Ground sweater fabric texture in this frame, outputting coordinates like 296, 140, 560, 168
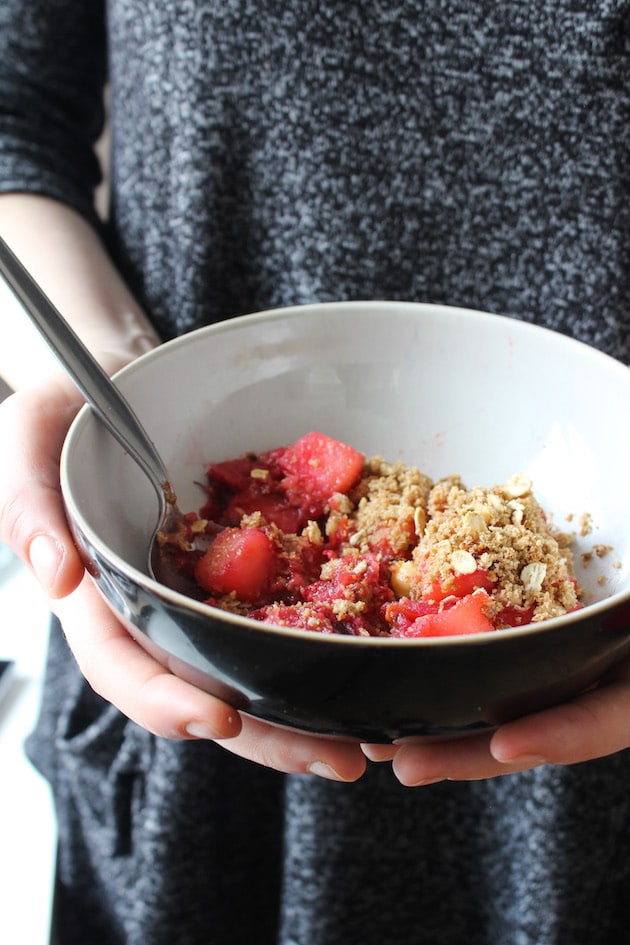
1, 2, 629, 943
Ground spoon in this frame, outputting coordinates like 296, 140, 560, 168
0, 234, 190, 590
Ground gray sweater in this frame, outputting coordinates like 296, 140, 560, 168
2, 2, 630, 943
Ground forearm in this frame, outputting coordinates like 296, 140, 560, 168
0, 194, 161, 391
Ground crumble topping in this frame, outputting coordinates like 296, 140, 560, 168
385, 472, 582, 623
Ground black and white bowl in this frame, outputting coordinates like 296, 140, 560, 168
60, 302, 630, 742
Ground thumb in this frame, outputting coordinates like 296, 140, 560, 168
0, 378, 86, 598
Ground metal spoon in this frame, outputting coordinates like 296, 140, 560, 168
0, 234, 186, 589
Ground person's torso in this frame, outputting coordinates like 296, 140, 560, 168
106, 0, 630, 359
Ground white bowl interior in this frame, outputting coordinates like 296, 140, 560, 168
61, 302, 630, 612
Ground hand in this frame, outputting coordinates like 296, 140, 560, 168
363, 660, 630, 785
0, 377, 366, 782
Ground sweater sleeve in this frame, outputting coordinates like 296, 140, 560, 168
0, 0, 107, 226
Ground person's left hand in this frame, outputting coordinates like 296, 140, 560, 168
363, 659, 630, 785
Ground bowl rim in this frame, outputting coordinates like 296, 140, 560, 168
60, 299, 630, 647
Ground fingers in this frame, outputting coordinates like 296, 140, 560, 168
490, 671, 630, 768
361, 743, 398, 762
55, 575, 367, 781
223, 715, 367, 782
0, 380, 86, 597
389, 732, 538, 786
55, 574, 243, 739
387, 661, 630, 786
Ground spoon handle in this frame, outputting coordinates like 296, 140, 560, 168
0, 234, 168, 489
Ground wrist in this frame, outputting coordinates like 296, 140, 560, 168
0, 195, 161, 390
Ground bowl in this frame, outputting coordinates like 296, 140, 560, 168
60, 301, 630, 742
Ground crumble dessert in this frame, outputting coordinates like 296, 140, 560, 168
158, 432, 583, 637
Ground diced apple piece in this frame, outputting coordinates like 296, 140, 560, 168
195, 527, 277, 600
278, 432, 365, 507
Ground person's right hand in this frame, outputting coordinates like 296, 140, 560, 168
0, 373, 367, 782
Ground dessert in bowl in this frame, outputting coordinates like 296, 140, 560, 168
60, 301, 630, 741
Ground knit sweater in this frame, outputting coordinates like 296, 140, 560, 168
2, 2, 630, 944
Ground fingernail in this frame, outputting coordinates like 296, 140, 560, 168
186, 719, 236, 741
307, 761, 351, 782
407, 776, 446, 788
496, 753, 547, 768
28, 535, 61, 589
